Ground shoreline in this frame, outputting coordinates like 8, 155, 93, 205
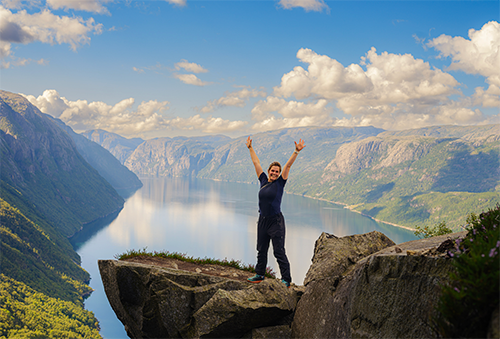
140, 175, 417, 232
288, 191, 416, 232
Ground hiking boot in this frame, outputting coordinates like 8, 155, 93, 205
281, 279, 290, 288
247, 274, 264, 283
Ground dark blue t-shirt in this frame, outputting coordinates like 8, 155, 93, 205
258, 172, 286, 217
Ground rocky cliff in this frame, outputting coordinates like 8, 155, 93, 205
124, 136, 230, 177
0, 90, 124, 237
98, 230, 489, 339
81, 129, 144, 164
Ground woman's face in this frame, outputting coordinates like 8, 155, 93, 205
268, 165, 280, 181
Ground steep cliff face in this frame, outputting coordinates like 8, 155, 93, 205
99, 260, 300, 338
125, 136, 229, 177
198, 126, 384, 182
292, 231, 466, 339
0, 90, 124, 237
81, 129, 144, 164
323, 136, 439, 174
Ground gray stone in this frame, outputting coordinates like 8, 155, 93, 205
292, 231, 468, 339
98, 260, 299, 338
488, 306, 499, 339
292, 231, 395, 339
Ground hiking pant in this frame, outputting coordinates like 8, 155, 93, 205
255, 212, 291, 283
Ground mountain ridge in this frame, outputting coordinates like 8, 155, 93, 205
86, 124, 500, 230
0, 89, 132, 337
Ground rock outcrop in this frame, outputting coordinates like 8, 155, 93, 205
99, 231, 479, 339
292, 231, 467, 339
98, 260, 300, 338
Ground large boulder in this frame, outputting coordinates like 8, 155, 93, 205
292, 231, 467, 339
98, 260, 299, 338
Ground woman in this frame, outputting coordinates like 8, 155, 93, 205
246, 136, 306, 287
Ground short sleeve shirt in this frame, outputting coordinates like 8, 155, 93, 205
258, 172, 287, 217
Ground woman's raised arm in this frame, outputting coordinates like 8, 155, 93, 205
246, 136, 264, 178
282, 139, 305, 180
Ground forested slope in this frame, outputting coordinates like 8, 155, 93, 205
0, 90, 127, 337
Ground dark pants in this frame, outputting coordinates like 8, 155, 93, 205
255, 212, 291, 283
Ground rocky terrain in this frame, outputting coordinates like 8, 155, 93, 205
97, 229, 497, 339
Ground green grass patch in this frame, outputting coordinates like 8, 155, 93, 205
115, 248, 277, 279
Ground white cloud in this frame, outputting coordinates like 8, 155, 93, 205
23, 90, 249, 136
174, 73, 212, 86
250, 97, 332, 131
169, 115, 248, 133
0, 5, 103, 66
199, 87, 267, 113
0, 0, 38, 10
47, 0, 111, 14
175, 59, 208, 73
267, 47, 481, 130
278, 0, 329, 12
23, 90, 170, 136
428, 21, 500, 83
165, 0, 187, 7
427, 21, 500, 108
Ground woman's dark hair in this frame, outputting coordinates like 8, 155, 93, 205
268, 161, 282, 173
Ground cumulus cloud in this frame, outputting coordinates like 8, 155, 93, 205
24, 90, 170, 136
23, 90, 249, 136
175, 59, 208, 73
265, 46, 491, 131
427, 21, 500, 108
250, 97, 332, 131
278, 0, 329, 12
169, 115, 248, 134
428, 21, 500, 83
47, 0, 111, 14
174, 73, 212, 86
0, 5, 103, 67
199, 87, 267, 113
165, 0, 187, 7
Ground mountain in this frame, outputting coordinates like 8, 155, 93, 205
50, 119, 142, 197
197, 126, 384, 183
95, 124, 499, 230
124, 135, 232, 177
81, 129, 144, 164
0, 90, 126, 337
0, 91, 124, 237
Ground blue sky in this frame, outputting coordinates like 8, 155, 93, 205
1, 0, 499, 139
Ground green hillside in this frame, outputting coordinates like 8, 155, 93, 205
0, 90, 128, 337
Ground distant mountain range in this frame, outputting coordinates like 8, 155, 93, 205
85, 124, 500, 230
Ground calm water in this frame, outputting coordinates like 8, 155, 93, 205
74, 177, 417, 339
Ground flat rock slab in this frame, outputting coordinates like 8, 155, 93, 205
99, 260, 299, 338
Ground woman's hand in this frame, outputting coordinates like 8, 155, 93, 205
295, 139, 306, 152
246, 136, 252, 149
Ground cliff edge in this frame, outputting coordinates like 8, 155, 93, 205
98, 230, 497, 338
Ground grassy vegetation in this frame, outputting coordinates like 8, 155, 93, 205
0, 198, 100, 338
0, 275, 100, 339
414, 221, 453, 239
433, 204, 500, 338
116, 247, 277, 279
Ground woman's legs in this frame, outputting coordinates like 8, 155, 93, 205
270, 213, 291, 283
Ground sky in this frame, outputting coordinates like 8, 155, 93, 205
1, 0, 499, 139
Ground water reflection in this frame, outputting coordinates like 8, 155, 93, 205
77, 176, 417, 339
